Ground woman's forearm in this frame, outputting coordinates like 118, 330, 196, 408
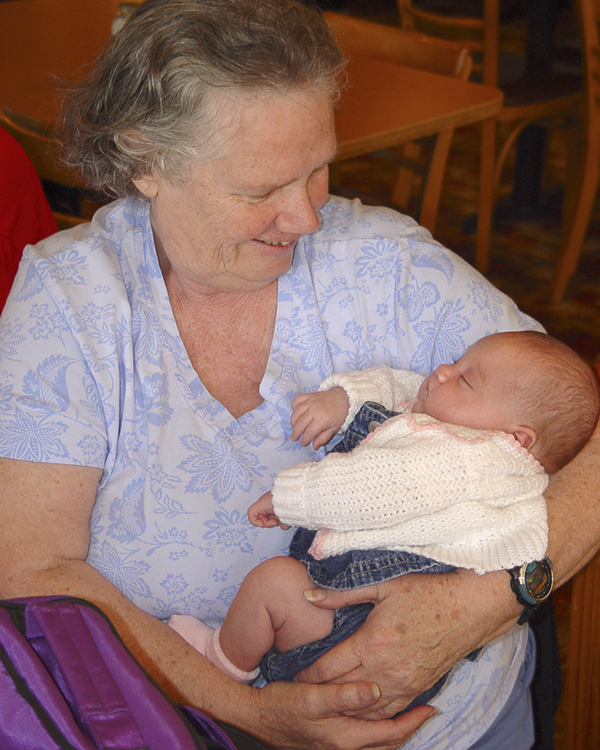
544, 427, 600, 586
0, 558, 249, 717
2, 558, 435, 749
0, 459, 242, 719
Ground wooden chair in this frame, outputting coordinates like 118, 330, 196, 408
397, 0, 583, 277
550, 0, 600, 304
397, 0, 489, 73
564, 550, 600, 749
0, 108, 103, 231
0, 1, 119, 230
324, 12, 472, 235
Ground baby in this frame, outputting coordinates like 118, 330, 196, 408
170, 331, 600, 695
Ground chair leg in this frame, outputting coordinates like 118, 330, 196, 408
418, 129, 454, 235
561, 116, 585, 237
391, 142, 422, 210
475, 119, 496, 274
565, 557, 600, 750
550, 136, 600, 304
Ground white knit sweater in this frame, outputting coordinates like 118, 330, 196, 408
272, 367, 549, 574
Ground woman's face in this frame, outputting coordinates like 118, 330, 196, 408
134, 89, 337, 294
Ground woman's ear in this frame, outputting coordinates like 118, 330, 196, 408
117, 129, 160, 198
132, 172, 159, 198
512, 425, 536, 452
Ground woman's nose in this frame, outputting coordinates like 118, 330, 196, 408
275, 191, 320, 235
277, 171, 329, 235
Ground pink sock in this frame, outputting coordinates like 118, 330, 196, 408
167, 614, 214, 653
205, 626, 260, 684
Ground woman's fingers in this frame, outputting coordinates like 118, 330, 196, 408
251, 680, 434, 750
297, 570, 518, 720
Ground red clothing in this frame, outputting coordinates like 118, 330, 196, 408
0, 127, 58, 310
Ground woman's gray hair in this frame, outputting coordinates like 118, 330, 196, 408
61, 0, 346, 198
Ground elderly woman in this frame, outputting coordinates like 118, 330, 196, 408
0, 1, 599, 748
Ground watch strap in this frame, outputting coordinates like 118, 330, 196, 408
508, 557, 554, 625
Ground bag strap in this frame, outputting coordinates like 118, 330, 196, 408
25, 600, 150, 750
3, 598, 243, 750
0, 608, 95, 750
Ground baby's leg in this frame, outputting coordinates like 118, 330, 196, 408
167, 615, 259, 683
219, 556, 335, 673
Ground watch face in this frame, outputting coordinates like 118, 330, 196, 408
523, 560, 554, 602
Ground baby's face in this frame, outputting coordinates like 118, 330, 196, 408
412, 336, 522, 432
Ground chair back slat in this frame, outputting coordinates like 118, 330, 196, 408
324, 12, 473, 234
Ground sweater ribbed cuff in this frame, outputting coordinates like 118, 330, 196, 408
319, 372, 390, 431
271, 463, 314, 527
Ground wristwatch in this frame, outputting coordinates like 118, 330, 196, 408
508, 557, 554, 625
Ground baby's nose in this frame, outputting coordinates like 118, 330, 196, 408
435, 363, 454, 382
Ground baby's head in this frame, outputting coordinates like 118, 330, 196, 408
412, 331, 600, 473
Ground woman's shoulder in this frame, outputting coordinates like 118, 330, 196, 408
316, 195, 428, 245
24, 198, 145, 262
310, 195, 470, 276
13, 198, 155, 315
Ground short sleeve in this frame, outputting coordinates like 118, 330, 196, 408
0, 256, 108, 467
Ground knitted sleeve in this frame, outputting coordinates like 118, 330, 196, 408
318, 366, 424, 430
271, 415, 549, 573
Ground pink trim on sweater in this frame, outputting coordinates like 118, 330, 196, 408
308, 532, 329, 560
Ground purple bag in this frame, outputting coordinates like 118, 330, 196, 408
0, 597, 266, 750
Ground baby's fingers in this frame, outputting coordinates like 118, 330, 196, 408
291, 393, 310, 410
312, 427, 338, 450
299, 421, 323, 447
291, 412, 316, 443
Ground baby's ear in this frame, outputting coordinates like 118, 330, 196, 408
512, 425, 536, 452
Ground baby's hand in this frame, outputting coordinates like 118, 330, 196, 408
290, 387, 350, 449
248, 491, 290, 529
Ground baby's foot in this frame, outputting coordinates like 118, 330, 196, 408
168, 614, 214, 653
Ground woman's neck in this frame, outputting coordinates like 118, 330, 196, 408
166, 278, 279, 419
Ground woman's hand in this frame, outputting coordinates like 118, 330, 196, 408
245, 679, 434, 750
295, 568, 522, 718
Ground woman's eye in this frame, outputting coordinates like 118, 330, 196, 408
244, 187, 276, 202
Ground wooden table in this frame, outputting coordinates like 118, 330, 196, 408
335, 54, 503, 162
0, 1, 502, 168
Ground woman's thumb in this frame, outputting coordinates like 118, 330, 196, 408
304, 585, 379, 609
